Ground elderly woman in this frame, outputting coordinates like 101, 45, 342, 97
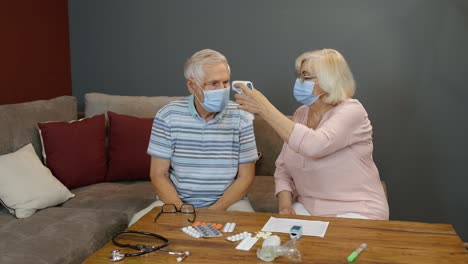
235, 49, 389, 219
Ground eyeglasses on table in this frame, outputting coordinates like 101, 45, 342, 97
153, 203, 196, 223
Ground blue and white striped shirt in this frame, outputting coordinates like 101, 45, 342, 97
147, 95, 258, 207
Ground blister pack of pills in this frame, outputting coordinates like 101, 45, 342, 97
191, 221, 223, 230
226, 231, 252, 242
193, 224, 223, 238
222, 222, 236, 233
181, 226, 202, 238
235, 236, 259, 251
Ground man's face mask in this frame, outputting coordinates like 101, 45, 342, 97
194, 82, 230, 113
293, 78, 322, 106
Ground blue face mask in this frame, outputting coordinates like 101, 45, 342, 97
195, 86, 230, 113
293, 78, 322, 106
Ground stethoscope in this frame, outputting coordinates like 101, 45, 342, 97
109, 230, 190, 262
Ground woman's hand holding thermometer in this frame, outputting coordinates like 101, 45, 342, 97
232, 81, 255, 120
232, 81, 254, 94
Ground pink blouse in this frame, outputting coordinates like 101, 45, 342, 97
274, 99, 389, 220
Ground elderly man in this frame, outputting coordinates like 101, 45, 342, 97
129, 49, 258, 225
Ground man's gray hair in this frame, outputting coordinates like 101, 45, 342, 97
184, 49, 230, 84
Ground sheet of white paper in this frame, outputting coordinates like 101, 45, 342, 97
261, 217, 329, 238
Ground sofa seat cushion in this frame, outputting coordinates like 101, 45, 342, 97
61, 181, 156, 220
0, 207, 15, 226
0, 207, 127, 264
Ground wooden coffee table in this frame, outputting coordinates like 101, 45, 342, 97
84, 207, 468, 263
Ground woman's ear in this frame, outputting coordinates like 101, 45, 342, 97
314, 83, 326, 96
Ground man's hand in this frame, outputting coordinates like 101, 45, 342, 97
208, 162, 255, 210
207, 204, 222, 210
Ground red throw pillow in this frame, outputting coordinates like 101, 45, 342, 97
37, 114, 107, 189
106, 111, 153, 181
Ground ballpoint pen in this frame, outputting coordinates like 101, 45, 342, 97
347, 243, 367, 263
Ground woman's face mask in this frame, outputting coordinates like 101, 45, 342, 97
194, 83, 230, 113
293, 78, 322, 106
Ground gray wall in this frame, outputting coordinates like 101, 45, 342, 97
69, 0, 468, 240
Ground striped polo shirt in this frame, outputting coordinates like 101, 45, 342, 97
147, 95, 258, 207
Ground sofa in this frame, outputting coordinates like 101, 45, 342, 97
0, 93, 283, 264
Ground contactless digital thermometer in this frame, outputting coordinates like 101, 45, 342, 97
231, 80, 254, 94
231, 80, 255, 120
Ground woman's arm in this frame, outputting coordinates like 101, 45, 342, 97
235, 83, 370, 158
274, 144, 296, 214
287, 101, 370, 158
234, 84, 296, 143
277, 191, 296, 215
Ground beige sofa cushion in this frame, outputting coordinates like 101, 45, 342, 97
0, 144, 75, 218
84, 93, 185, 118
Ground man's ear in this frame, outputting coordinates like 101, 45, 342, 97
187, 79, 196, 95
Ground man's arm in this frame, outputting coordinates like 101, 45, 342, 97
208, 162, 255, 210
149, 156, 183, 208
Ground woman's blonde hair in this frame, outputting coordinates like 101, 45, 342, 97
295, 49, 355, 104
184, 49, 230, 84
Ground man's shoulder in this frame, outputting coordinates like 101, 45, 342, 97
224, 100, 239, 110
224, 101, 252, 120
157, 97, 190, 117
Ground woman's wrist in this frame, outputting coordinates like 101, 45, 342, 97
278, 191, 293, 208
261, 105, 295, 143
259, 100, 279, 120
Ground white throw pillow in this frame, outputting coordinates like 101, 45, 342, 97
0, 143, 75, 218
